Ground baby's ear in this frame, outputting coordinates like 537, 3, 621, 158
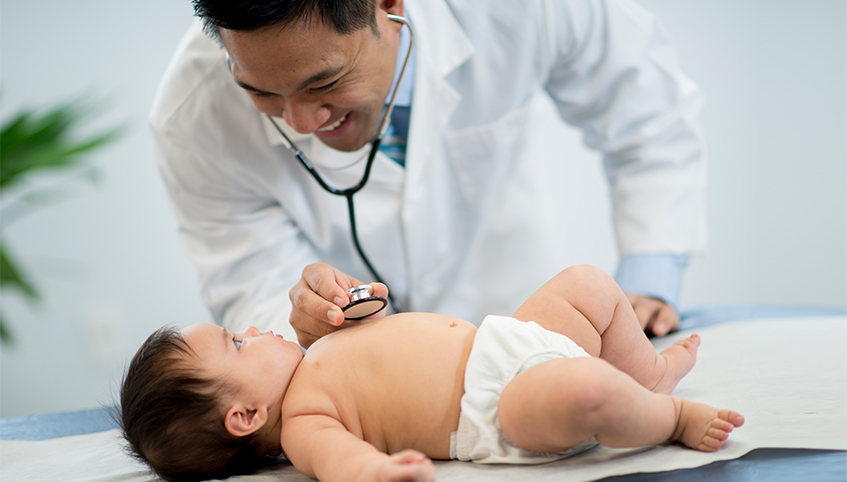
224, 403, 269, 437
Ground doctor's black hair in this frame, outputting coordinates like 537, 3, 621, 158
118, 326, 273, 482
192, 0, 378, 40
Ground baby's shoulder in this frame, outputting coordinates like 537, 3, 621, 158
281, 363, 340, 420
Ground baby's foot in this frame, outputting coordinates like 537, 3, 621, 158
651, 334, 700, 395
671, 399, 745, 452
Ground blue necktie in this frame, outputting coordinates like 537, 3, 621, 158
379, 106, 410, 167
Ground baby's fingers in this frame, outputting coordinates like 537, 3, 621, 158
380, 450, 435, 482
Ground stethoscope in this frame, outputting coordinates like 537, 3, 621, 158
227, 14, 414, 319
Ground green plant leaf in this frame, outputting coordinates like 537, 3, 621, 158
0, 166, 102, 228
0, 100, 124, 190
0, 243, 39, 301
0, 97, 124, 347
0, 313, 13, 345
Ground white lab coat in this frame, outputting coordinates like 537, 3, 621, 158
150, 0, 706, 339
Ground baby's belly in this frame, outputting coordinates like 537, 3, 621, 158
358, 387, 463, 458
331, 314, 476, 458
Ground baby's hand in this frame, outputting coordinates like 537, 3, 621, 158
377, 449, 435, 482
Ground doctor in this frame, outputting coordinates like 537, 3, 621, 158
151, 0, 706, 348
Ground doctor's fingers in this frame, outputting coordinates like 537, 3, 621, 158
298, 263, 391, 310
649, 303, 680, 336
300, 263, 354, 307
369, 282, 389, 300
627, 294, 679, 336
291, 307, 369, 348
291, 315, 340, 348
290, 277, 345, 328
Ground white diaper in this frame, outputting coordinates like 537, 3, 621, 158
449, 315, 599, 464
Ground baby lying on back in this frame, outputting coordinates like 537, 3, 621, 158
120, 265, 743, 482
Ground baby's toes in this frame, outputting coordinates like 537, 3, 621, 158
708, 426, 731, 441
700, 435, 725, 451
675, 335, 701, 352
718, 409, 745, 427
711, 418, 735, 433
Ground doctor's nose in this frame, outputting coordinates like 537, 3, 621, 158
282, 102, 332, 134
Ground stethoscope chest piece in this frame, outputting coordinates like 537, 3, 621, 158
342, 285, 388, 320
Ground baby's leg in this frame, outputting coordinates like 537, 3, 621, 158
513, 265, 697, 394
498, 357, 744, 453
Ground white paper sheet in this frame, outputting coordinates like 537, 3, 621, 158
3, 316, 845, 482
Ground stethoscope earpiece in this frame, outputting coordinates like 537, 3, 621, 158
342, 285, 388, 320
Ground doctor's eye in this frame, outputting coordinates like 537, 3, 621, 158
309, 78, 340, 94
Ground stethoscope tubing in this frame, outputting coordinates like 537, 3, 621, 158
264, 14, 415, 315
343, 171, 403, 314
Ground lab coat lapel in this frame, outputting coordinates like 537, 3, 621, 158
402, 0, 475, 311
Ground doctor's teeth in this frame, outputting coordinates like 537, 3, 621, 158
318, 113, 347, 132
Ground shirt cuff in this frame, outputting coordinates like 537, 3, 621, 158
614, 254, 690, 312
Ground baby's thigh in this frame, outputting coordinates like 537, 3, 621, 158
513, 265, 623, 356
498, 357, 613, 453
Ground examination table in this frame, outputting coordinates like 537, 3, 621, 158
2, 305, 845, 481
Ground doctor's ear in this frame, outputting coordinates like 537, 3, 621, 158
378, 0, 404, 17
224, 404, 269, 438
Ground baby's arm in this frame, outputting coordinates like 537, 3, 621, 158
282, 413, 435, 482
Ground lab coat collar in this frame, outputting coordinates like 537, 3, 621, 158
401, 0, 476, 311
403, 0, 474, 167
407, 0, 475, 79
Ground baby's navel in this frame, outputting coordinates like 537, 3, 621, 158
450, 321, 458, 328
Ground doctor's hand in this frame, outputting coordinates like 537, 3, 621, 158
289, 263, 389, 348
626, 294, 679, 337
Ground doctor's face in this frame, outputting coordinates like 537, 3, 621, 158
221, 12, 403, 152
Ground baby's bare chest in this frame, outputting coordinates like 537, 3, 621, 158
287, 315, 476, 457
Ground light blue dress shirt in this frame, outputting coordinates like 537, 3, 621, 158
615, 254, 690, 312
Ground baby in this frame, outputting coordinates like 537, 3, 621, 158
120, 265, 744, 482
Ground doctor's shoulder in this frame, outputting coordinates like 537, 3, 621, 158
151, 19, 227, 130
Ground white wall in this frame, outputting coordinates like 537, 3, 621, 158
0, 0, 844, 417
0, 1, 202, 417
640, 0, 846, 308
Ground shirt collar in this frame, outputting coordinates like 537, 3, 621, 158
387, 12, 416, 108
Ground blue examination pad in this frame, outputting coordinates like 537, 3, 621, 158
0, 406, 118, 441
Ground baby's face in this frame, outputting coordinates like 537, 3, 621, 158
180, 323, 304, 406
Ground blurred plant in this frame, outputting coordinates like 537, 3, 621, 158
0, 99, 124, 345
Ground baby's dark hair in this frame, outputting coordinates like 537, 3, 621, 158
119, 326, 268, 482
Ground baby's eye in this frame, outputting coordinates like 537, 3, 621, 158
232, 337, 242, 349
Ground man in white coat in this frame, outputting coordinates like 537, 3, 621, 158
151, 0, 706, 347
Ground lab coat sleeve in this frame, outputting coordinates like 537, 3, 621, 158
542, 0, 708, 257
152, 130, 317, 336
615, 253, 689, 311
